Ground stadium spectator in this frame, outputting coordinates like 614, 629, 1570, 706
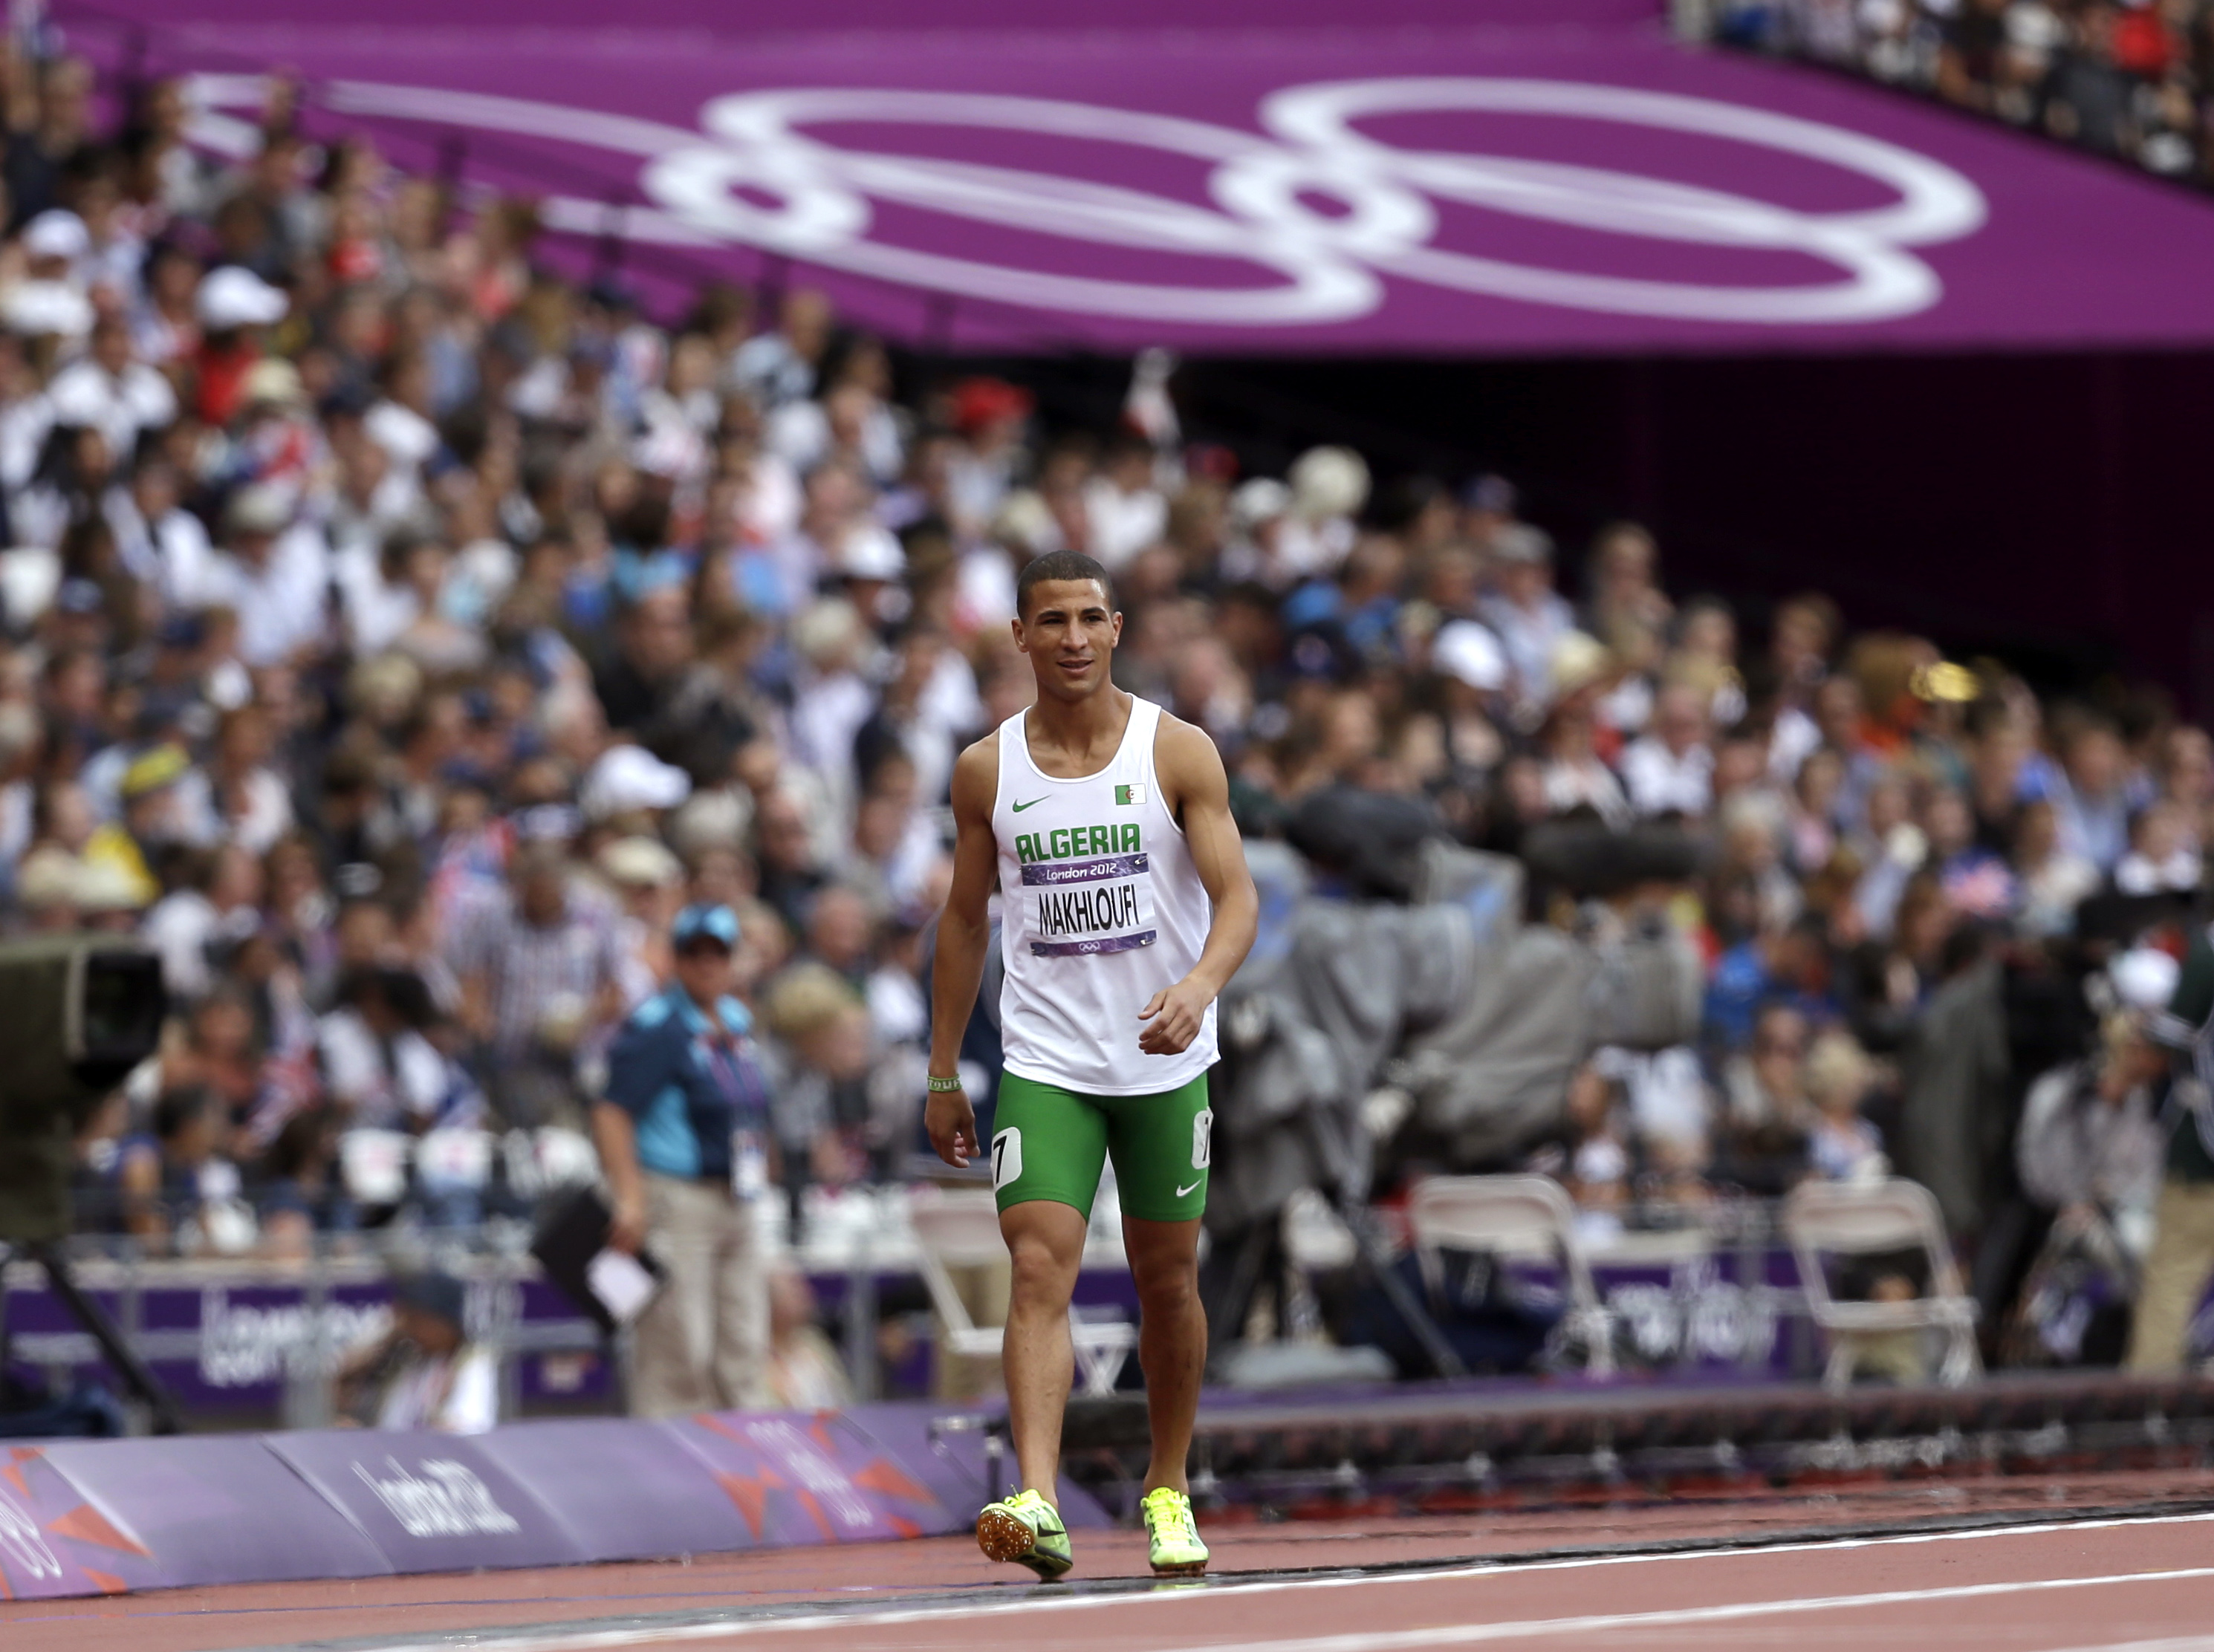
594, 902, 776, 1416
1729, 0, 2214, 186
2128, 931, 2214, 1371
117, 1084, 253, 1255
337, 1269, 499, 1434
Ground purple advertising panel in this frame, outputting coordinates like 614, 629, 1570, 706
839, 1403, 1111, 1530
264, 1431, 591, 1574
53, 14, 2214, 354
665, 1410, 955, 1546
0, 1444, 172, 1600
31, 1436, 391, 1590
1, 1272, 607, 1422
473, 1417, 756, 1561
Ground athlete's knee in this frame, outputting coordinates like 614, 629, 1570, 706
1005, 1227, 1081, 1302
1128, 1246, 1200, 1312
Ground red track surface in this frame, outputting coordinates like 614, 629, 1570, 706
4, 1471, 2213, 1652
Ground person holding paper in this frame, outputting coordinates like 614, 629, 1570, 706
592, 903, 778, 1416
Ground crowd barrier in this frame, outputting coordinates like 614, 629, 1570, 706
0, 1403, 1108, 1601
12, 1192, 2212, 1436
3, 1201, 1819, 1429
0, 1189, 1149, 1425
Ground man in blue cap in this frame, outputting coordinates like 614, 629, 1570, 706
592, 901, 776, 1415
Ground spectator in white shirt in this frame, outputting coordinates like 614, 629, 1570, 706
731, 287, 832, 410
1085, 429, 1169, 571
318, 966, 451, 1132
363, 350, 441, 476
2, 209, 94, 343
46, 314, 176, 464
767, 377, 904, 488
1618, 680, 1717, 818
1480, 522, 1575, 710
107, 453, 213, 604
1272, 444, 1367, 582
200, 484, 330, 666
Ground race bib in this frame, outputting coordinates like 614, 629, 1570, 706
990, 1127, 1022, 1191
1023, 851, 1156, 958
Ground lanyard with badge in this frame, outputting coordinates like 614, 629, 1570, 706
701, 1029, 770, 1200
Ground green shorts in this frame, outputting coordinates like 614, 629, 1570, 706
990, 1070, 1213, 1224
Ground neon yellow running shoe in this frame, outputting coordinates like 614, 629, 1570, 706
975, 1488, 1074, 1580
1140, 1486, 1208, 1575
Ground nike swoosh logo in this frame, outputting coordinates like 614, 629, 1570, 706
1175, 1180, 1203, 1198
1011, 798, 1045, 812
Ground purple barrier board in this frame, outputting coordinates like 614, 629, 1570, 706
839, 1402, 1112, 1530
56, 16, 2214, 353
264, 1431, 593, 1574
27, 1436, 391, 1592
1, 1401, 1102, 1599
664, 1410, 954, 1546
0, 1443, 172, 1600
474, 1417, 758, 1561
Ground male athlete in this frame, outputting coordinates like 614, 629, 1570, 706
926, 549, 1257, 1579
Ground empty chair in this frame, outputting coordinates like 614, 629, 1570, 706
1781, 1177, 1980, 1391
908, 1188, 1137, 1396
1406, 1174, 1614, 1376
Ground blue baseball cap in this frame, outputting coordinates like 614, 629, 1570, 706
672, 902, 740, 952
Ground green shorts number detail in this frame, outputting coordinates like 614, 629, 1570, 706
990, 1070, 1212, 1223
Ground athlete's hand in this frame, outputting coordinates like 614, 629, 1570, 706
1138, 978, 1212, 1056
926, 1082, 978, 1168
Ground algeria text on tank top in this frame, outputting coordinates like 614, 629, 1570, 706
993, 694, 1217, 1096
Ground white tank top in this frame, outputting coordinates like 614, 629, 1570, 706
993, 694, 1217, 1095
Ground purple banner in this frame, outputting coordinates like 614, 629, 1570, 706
837, 1402, 1112, 1530
61, 0, 1663, 31
664, 1411, 950, 1545
264, 1431, 593, 1573
476, 1418, 757, 1561
1, 1272, 606, 1421
0, 1402, 1110, 1601
54, 13, 2214, 352
29, 1436, 392, 1591
0, 1443, 173, 1600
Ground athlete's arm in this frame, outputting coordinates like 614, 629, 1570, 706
1139, 715, 1258, 1056
925, 735, 1000, 1167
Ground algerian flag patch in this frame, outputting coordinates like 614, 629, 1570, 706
1114, 784, 1147, 806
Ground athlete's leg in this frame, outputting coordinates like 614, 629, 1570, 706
1103, 1072, 1214, 1495
1123, 1214, 1206, 1494
1001, 1197, 1088, 1500
989, 1074, 1110, 1504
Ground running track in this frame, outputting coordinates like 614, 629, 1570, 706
6, 1475, 2214, 1652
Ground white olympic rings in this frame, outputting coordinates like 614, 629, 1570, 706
185, 73, 1988, 327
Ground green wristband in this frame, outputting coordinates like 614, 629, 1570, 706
926, 1074, 964, 1093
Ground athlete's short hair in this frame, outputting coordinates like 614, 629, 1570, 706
1016, 550, 1114, 620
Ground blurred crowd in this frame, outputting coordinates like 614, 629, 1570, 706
1715, 0, 2214, 183
3, 54, 2212, 1373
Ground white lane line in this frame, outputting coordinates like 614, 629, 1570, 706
2041, 1641, 2214, 1652
335, 1510, 2214, 1652
1175, 1566, 2214, 1652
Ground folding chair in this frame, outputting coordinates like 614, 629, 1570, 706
908, 1190, 1137, 1396
1781, 1177, 1981, 1391
1406, 1174, 1614, 1376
